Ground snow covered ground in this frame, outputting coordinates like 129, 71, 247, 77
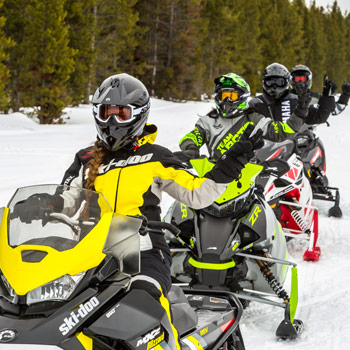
0, 99, 349, 349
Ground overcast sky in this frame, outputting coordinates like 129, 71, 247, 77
311, 0, 350, 14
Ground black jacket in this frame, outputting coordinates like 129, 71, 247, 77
249, 90, 335, 125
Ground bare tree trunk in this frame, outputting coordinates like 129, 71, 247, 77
85, 4, 98, 104
14, 88, 20, 112
151, 0, 160, 96
167, 1, 175, 68
209, 38, 214, 81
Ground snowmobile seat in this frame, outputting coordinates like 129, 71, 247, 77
169, 285, 198, 336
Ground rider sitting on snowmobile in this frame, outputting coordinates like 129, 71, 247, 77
179, 72, 310, 161
12, 73, 260, 350
290, 64, 350, 118
248, 62, 336, 125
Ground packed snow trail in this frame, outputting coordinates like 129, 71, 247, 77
0, 99, 349, 349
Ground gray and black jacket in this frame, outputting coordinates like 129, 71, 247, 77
179, 107, 304, 161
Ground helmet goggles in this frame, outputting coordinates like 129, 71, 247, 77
292, 75, 308, 83
218, 89, 240, 102
263, 77, 288, 88
94, 102, 150, 124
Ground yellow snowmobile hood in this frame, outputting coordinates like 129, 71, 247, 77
0, 207, 113, 296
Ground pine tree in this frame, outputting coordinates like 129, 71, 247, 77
135, 0, 207, 100
0, 0, 13, 111
344, 14, 350, 83
323, 1, 347, 88
305, 2, 327, 91
19, 0, 75, 124
0, 0, 25, 112
94, 0, 141, 87
291, 0, 308, 65
199, 0, 238, 95
134, 0, 165, 96
258, 0, 304, 70
65, 0, 97, 105
225, 0, 262, 94
155, 0, 207, 100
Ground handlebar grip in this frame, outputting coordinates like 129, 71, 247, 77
147, 221, 181, 236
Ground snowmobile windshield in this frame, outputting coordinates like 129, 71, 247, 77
256, 139, 295, 163
0, 184, 141, 297
6, 184, 112, 249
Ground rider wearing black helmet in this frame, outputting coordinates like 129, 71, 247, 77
262, 62, 291, 100
12, 72, 261, 349
290, 64, 350, 117
59, 73, 264, 349
249, 62, 335, 125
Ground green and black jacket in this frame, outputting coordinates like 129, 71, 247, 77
180, 108, 304, 161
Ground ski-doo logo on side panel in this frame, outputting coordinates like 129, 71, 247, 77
59, 296, 100, 335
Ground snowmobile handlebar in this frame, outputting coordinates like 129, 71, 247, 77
146, 220, 181, 236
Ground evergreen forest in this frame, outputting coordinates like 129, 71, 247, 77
0, 0, 349, 123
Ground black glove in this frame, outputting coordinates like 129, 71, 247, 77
342, 83, 350, 96
229, 124, 264, 161
337, 94, 350, 105
11, 194, 61, 224
337, 83, 350, 105
240, 124, 264, 151
322, 75, 337, 96
183, 144, 200, 159
294, 91, 312, 119
205, 125, 263, 183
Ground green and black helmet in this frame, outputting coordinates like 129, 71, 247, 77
214, 73, 251, 117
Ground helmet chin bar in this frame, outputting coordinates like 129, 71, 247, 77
265, 86, 287, 99
96, 116, 147, 152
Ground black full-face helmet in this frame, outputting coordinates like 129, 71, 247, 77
214, 73, 251, 117
92, 73, 150, 151
262, 63, 290, 99
290, 64, 313, 92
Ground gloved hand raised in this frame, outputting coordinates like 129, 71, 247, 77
205, 125, 264, 183
294, 90, 312, 119
337, 82, 350, 105
342, 83, 350, 96
322, 75, 337, 96
11, 194, 58, 224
